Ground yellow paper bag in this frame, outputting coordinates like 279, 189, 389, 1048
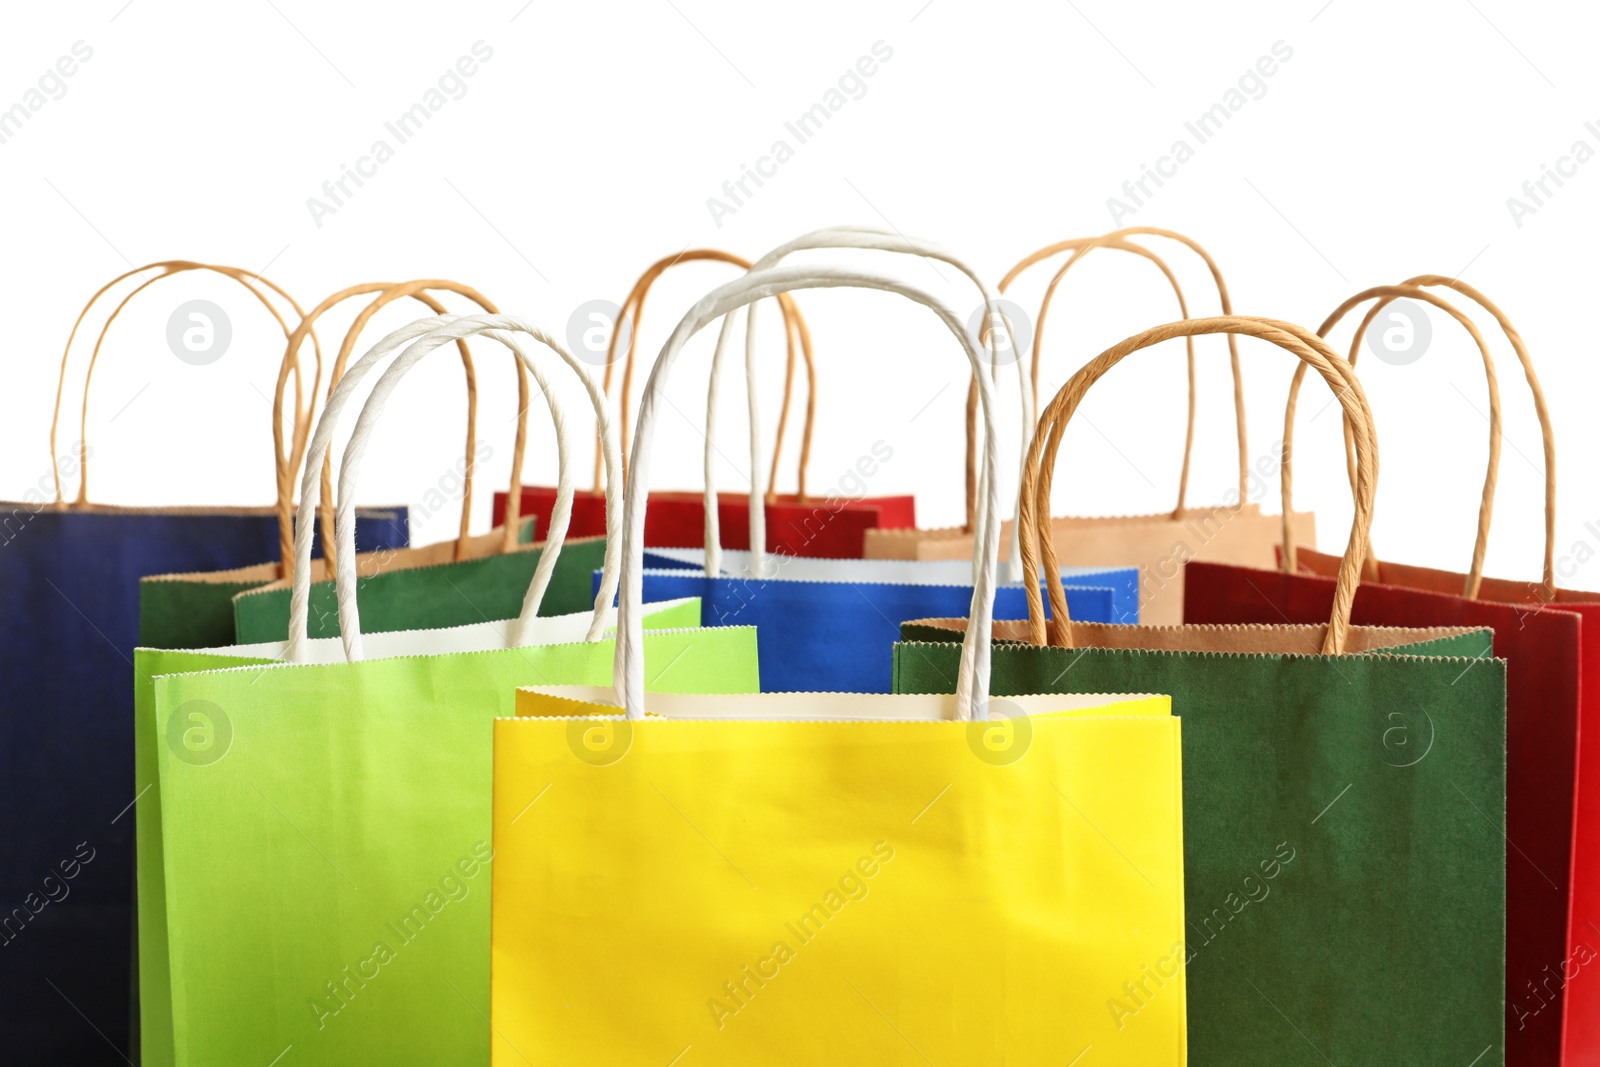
491, 690, 1186, 1064
487, 261, 1189, 1064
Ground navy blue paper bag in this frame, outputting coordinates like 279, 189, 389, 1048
0, 502, 406, 1063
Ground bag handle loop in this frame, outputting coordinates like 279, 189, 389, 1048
273, 279, 520, 580
51, 261, 313, 506
997, 228, 1247, 520
700, 226, 1027, 581
604, 250, 815, 497
985, 235, 1196, 521
1280, 278, 1552, 599
1020, 316, 1376, 656
616, 265, 1005, 721
288, 315, 621, 664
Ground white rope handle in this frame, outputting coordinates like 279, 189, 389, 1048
699, 226, 1030, 583
335, 324, 572, 661
617, 265, 1003, 721
701, 311, 742, 578
288, 314, 623, 663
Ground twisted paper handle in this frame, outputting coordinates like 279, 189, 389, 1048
603, 249, 815, 497
1020, 315, 1377, 656
703, 226, 1027, 581
993, 228, 1248, 523
50, 261, 313, 506
288, 314, 623, 663
274, 279, 523, 579
615, 265, 1006, 721
1281, 277, 1552, 599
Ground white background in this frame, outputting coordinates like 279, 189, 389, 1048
1, 0, 1593, 588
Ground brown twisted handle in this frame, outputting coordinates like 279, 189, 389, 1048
1282, 276, 1554, 599
1020, 316, 1378, 656
1280, 284, 1505, 597
51, 261, 315, 506
276, 282, 456, 576
607, 250, 815, 501
316, 282, 519, 570
978, 228, 1249, 530
274, 280, 521, 580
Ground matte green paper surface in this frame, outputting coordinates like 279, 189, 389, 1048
231, 531, 596, 644
138, 598, 751, 1066
893, 625, 1507, 1066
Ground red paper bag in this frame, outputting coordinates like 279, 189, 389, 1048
493, 486, 914, 557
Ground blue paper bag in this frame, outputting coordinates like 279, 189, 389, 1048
617, 548, 1137, 692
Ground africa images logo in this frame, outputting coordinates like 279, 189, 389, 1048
566, 716, 633, 767
967, 698, 1033, 765
166, 700, 233, 766
1381, 708, 1435, 768
166, 300, 232, 366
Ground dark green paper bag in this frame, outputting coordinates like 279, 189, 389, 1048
894, 315, 1508, 1065
225, 517, 578, 643
137, 506, 413, 648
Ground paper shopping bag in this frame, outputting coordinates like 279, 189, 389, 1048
1184, 275, 1591, 1067
894, 315, 1509, 1065
867, 505, 1312, 623
637, 546, 1135, 691
135, 506, 408, 647
492, 692, 1185, 1064
864, 228, 1315, 623
137, 598, 723, 1067
499, 486, 917, 558
0, 260, 393, 1060
139, 314, 761, 1066
226, 524, 626, 645
487, 260, 1186, 1065
644, 546, 1141, 624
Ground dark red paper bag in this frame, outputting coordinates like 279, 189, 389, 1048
493, 247, 914, 555
493, 486, 915, 557
1185, 277, 1594, 1067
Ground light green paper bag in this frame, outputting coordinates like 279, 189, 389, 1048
140, 599, 748, 1065
142, 313, 759, 1065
